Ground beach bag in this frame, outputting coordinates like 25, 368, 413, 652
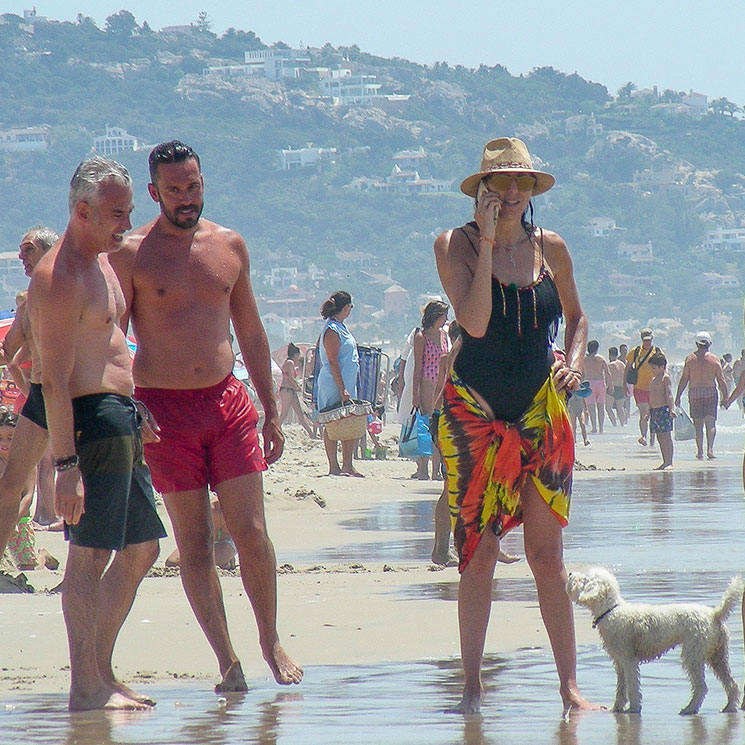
318, 399, 372, 441
625, 346, 654, 385
399, 407, 432, 458
674, 407, 695, 441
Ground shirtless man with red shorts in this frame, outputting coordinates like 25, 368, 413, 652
111, 141, 302, 691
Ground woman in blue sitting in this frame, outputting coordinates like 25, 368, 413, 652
317, 290, 362, 476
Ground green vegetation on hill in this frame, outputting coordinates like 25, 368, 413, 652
0, 10, 744, 346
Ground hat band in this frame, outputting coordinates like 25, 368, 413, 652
486, 162, 533, 171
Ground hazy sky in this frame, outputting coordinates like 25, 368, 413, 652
17, 1, 745, 106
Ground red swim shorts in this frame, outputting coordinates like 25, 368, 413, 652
632, 388, 650, 405
135, 374, 267, 494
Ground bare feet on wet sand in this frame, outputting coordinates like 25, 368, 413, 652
450, 685, 482, 714
431, 549, 459, 567
264, 642, 303, 685
69, 685, 153, 711
561, 689, 605, 719
110, 679, 157, 707
653, 462, 672, 470
214, 661, 249, 693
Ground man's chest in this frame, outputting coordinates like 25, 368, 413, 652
135, 249, 240, 303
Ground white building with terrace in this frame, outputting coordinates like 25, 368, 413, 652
701, 227, 745, 252
93, 126, 139, 156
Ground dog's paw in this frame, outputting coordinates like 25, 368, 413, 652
679, 705, 700, 716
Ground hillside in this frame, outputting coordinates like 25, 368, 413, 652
1, 10, 744, 351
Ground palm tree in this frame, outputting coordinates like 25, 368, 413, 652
617, 82, 637, 100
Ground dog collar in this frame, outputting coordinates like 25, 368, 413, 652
592, 604, 619, 629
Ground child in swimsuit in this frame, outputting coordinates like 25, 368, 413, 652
648, 352, 676, 470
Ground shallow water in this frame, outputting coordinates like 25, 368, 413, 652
3, 650, 744, 745
4, 416, 745, 743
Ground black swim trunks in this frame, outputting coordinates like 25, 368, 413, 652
64, 392, 167, 551
20, 382, 47, 430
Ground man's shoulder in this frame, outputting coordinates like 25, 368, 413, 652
200, 219, 243, 242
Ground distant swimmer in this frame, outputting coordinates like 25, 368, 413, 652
675, 331, 728, 460
111, 141, 302, 692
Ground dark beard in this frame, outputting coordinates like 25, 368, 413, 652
162, 202, 203, 230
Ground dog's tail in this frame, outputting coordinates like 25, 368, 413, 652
713, 575, 744, 623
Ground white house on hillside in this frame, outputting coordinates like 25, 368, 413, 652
701, 227, 745, 252
0, 126, 49, 152
277, 145, 337, 170
93, 126, 138, 156
617, 241, 654, 262
586, 217, 626, 237
682, 90, 708, 119
243, 49, 311, 80
318, 69, 381, 105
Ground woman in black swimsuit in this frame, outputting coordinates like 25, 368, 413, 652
434, 138, 598, 715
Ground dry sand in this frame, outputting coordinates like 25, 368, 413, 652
0, 423, 694, 698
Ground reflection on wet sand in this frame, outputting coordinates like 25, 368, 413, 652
3, 430, 745, 744
1, 650, 744, 745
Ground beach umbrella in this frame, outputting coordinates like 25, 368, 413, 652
0, 317, 14, 343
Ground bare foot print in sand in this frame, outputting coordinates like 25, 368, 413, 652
264, 642, 303, 685
214, 661, 249, 693
69, 686, 152, 711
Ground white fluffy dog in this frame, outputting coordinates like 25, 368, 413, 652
566, 567, 742, 714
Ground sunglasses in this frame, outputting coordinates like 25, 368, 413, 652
485, 174, 537, 192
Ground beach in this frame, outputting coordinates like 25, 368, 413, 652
2, 414, 745, 744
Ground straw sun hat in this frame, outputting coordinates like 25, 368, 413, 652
460, 137, 555, 197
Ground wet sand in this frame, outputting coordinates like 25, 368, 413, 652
1, 409, 745, 743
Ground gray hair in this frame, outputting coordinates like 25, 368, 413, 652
23, 225, 58, 252
68, 156, 132, 214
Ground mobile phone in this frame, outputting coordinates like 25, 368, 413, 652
476, 179, 488, 207
476, 180, 498, 225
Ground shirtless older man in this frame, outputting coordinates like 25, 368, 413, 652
111, 141, 302, 691
0, 226, 58, 558
675, 331, 728, 460
28, 157, 166, 710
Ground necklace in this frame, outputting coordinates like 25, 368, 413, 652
495, 238, 526, 267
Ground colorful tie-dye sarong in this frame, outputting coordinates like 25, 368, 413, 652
438, 373, 573, 573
